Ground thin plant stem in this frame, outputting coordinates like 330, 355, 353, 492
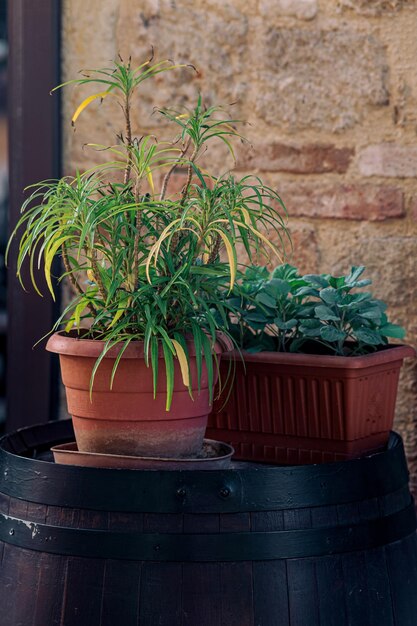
207, 233, 221, 264
160, 138, 191, 201
171, 145, 199, 253
61, 242, 97, 317
180, 146, 198, 206
90, 247, 107, 302
123, 92, 133, 185
132, 178, 142, 291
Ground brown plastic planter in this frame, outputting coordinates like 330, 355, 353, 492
207, 345, 415, 464
47, 331, 228, 458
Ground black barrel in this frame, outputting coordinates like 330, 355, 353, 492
0, 420, 416, 626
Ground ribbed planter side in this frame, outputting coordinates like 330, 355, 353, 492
208, 345, 415, 464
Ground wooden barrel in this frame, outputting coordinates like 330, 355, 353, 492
0, 420, 416, 626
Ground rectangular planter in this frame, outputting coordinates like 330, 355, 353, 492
207, 345, 415, 464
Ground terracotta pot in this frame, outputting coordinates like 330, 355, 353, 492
207, 345, 415, 464
47, 332, 227, 458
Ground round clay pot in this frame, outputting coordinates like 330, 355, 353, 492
46, 331, 229, 458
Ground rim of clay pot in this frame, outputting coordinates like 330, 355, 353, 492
222, 344, 415, 369
46, 330, 233, 359
51, 439, 235, 470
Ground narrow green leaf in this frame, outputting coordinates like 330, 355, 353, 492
110, 338, 132, 389
201, 331, 214, 405
150, 336, 159, 399
162, 339, 174, 411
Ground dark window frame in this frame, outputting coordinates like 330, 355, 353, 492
7, 0, 61, 431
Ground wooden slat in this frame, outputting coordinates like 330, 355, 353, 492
341, 551, 370, 625
33, 552, 68, 626
139, 563, 183, 626
386, 534, 417, 625
1, 497, 42, 625
182, 563, 221, 626
285, 505, 319, 626
365, 548, 395, 625
287, 558, 320, 626
252, 510, 289, 626
219, 511, 254, 626
181, 514, 221, 625
101, 560, 141, 626
220, 562, 254, 626
60, 557, 105, 626
315, 556, 347, 626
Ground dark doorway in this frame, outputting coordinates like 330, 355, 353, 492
6, 0, 61, 432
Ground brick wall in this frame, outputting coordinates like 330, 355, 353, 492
62, 0, 417, 487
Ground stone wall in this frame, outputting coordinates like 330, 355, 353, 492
62, 0, 417, 487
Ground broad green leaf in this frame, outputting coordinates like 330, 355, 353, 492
319, 287, 340, 304
345, 266, 366, 285
303, 274, 329, 288
360, 307, 383, 321
267, 278, 290, 297
379, 323, 406, 339
299, 319, 322, 329
299, 324, 322, 337
275, 317, 297, 330
355, 279, 372, 288
320, 326, 346, 342
293, 286, 319, 298
256, 292, 276, 308
355, 327, 384, 345
314, 305, 340, 321
245, 312, 268, 324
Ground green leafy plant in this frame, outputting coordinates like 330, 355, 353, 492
224, 265, 405, 356
7, 55, 290, 408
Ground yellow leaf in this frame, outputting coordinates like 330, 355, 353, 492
146, 166, 155, 195
74, 299, 87, 329
145, 219, 180, 282
172, 339, 190, 387
211, 228, 236, 291
72, 91, 113, 125
87, 269, 95, 282
65, 317, 74, 333
240, 207, 251, 225
64, 297, 87, 333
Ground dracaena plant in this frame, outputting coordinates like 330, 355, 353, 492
224, 265, 405, 356
7, 54, 290, 408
